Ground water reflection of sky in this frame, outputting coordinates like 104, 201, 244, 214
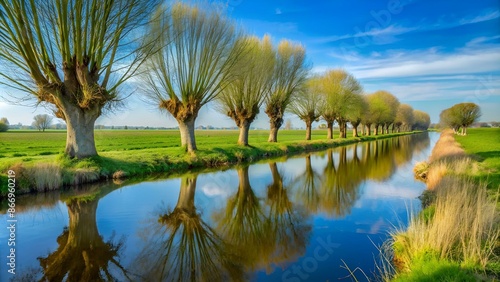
0, 132, 440, 281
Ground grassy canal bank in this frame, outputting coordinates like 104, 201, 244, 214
388, 128, 500, 281
0, 129, 421, 197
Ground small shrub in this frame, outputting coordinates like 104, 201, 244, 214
413, 161, 429, 181
112, 170, 127, 180
0, 122, 8, 132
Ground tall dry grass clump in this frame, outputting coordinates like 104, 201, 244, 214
428, 130, 466, 162
413, 129, 477, 189
9, 163, 62, 192
391, 176, 499, 270
30, 163, 62, 191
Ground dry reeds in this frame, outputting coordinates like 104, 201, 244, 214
30, 163, 62, 191
413, 129, 476, 189
9, 163, 62, 192
391, 176, 499, 269
428, 130, 466, 163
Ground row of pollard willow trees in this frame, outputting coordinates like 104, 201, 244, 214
0, 1, 430, 158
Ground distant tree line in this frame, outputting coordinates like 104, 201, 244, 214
0, 1, 430, 155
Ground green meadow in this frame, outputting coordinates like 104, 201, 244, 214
454, 127, 500, 190
0, 129, 417, 195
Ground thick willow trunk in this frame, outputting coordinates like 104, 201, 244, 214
365, 124, 371, 136
305, 121, 312, 140
339, 121, 347, 138
268, 118, 282, 142
178, 118, 197, 152
327, 121, 334, 139
238, 120, 251, 146
63, 104, 99, 159
352, 124, 359, 137
268, 125, 278, 142
374, 124, 379, 135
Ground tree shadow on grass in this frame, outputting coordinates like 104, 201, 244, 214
473, 151, 500, 163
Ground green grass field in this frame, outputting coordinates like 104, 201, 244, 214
0, 129, 333, 158
2, 128, 414, 195
454, 127, 500, 190
0, 129, 337, 170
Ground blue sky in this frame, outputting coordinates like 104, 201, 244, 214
1, 0, 499, 128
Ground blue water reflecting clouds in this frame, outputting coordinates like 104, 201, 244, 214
0, 132, 438, 281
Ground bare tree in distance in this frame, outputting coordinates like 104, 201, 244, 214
0, 0, 160, 158
265, 40, 308, 142
140, 2, 245, 152
32, 114, 53, 132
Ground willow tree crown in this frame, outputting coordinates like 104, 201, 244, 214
140, 2, 245, 121
0, 0, 157, 114
217, 35, 275, 125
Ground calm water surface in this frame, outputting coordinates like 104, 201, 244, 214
0, 132, 439, 281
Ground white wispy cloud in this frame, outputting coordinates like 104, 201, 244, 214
314, 39, 500, 105
314, 25, 416, 44
351, 47, 500, 79
459, 10, 500, 25
465, 35, 500, 47
313, 9, 499, 46
275, 8, 282, 15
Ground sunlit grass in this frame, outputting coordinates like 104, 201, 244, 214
0, 129, 418, 194
454, 127, 500, 190
389, 128, 500, 281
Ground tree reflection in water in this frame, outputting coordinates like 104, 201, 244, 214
134, 174, 245, 282
265, 163, 310, 270
38, 195, 128, 281
318, 148, 362, 217
291, 155, 321, 214
213, 166, 270, 269
292, 134, 430, 218
214, 164, 311, 274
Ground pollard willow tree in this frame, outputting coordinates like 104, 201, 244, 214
265, 40, 308, 142
288, 76, 324, 140
0, 0, 158, 158
140, 3, 244, 152
217, 35, 275, 146
320, 69, 363, 138
366, 91, 399, 135
345, 92, 367, 137
439, 103, 480, 135
413, 109, 431, 131
394, 104, 414, 132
